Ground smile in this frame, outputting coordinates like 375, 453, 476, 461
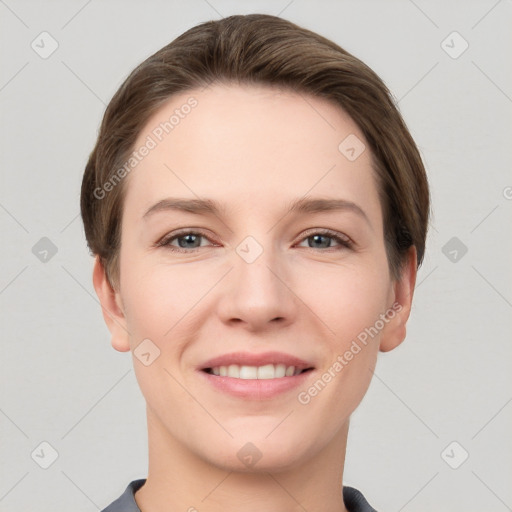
203, 364, 312, 379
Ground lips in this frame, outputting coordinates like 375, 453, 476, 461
197, 351, 315, 399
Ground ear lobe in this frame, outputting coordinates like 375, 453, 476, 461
92, 256, 131, 352
379, 246, 418, 353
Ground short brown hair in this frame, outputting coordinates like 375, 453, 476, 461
81, 13, 430, 289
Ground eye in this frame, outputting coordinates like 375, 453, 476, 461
156, 228, 353, 253
296, 229, 353, 251
156, 230, 216, 253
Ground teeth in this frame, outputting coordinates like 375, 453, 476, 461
210, 364, 303, 379
274, 364, 286, 378
227, 364, 239, 378
240, 365, 258, 379
258, 364, 275, 379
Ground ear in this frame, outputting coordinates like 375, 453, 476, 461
379, 246, 418, 353
92, 255, 131, 352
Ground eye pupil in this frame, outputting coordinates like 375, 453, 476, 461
179, 234, 200, 248
310, 234, 330, 249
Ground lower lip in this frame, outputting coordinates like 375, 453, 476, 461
198, 370, 314, 400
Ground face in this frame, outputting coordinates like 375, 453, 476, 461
96, 83, 415, 472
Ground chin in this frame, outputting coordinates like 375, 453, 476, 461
199, 431, 316, 474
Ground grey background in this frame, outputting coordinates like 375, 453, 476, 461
1, 0, 511, 510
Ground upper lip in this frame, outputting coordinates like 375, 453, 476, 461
199, 351, 315, 371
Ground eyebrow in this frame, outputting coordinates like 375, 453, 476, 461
142, 196, 371, 227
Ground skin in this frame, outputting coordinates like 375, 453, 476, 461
93, 83, 417, 512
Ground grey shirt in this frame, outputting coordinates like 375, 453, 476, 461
101, 479, 378, 511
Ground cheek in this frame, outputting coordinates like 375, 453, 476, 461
120, 255, 215, 353
121, 243, 391, 347
298, 259, 390, 342
120, 262, 201, 409
293, 267, 386, 435
295, 261, 388, 404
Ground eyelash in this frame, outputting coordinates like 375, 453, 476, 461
156, 229, 354, 253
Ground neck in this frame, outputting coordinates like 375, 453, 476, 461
135, 408, 350, 512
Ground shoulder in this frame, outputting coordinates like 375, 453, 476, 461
100, 480, 378, 512
343, 485, 379, 512
101, 479, 146, 512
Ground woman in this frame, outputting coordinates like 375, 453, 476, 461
81, 13, 430, 512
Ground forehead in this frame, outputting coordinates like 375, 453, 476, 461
123, 83, 382, 226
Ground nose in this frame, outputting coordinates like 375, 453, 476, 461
216, 240, 298, 332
